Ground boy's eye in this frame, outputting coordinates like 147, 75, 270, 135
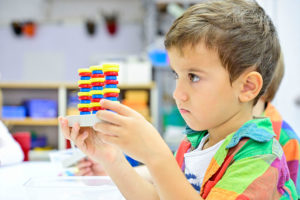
188, 73, 200, 82
171, 70, 179, 79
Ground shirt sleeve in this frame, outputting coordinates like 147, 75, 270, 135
0, 121, 24, 166
206, 153, 297, 200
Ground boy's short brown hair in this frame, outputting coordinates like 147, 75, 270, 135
165, 0, 281, 104
263, 52, 284, 102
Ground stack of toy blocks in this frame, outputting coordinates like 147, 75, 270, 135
67, 64, 120, 127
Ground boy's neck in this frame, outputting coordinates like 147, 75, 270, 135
252, 99, 266, 117
204, 105, 253, 149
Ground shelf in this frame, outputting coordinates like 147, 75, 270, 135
3, 118, 58, 126
0, 81, 157, 150
0, 82, 65, 89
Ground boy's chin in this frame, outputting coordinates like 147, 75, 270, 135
186, 121, 206, 131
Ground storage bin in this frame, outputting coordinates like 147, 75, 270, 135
2, 105, 26, 118
25, 99, 57, 118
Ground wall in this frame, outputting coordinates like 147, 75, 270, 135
0, 0, 145, 82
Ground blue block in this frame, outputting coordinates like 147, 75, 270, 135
92, 70, 103, 74
80, 76, 90, 80
92, 94, 104, 99
80, 88, 91, 92
80, 100, 91, 104
105, 76, 117, 80
80, 111, 91, 115
92, 86, 103, 90
105, 97, 118, 101
105, 84, 117, 88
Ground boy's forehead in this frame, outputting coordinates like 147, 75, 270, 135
167, 42, 222, 71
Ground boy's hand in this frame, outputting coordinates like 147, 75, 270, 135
75, 158, 107, 176
58, 117, 122, 165
94, 100, 172, 165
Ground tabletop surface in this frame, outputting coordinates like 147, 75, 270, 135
0, 161, 124, 200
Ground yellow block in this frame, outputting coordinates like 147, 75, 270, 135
102, 64, 119, 72
89, 65, 103, 71
78, 104, 91, 108
91, 78, 105, 83
103, 88, 120, 93
90, 102, 101, 107
78, 68, 91, 73
78, 92, 91, 96
78, 80, 91, 85
90, 90, 104, 95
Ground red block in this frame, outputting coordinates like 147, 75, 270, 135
105, 80, 118, 85
104, 93, 119, 97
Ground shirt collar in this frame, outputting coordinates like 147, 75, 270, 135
183, 117, 275, 149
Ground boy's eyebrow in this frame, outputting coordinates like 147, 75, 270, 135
187, 67, 206, 74
169, 65, 206, 74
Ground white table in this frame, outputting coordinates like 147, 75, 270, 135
0, 161, 124, 200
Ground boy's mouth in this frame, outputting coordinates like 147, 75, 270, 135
179, 108, 190, 114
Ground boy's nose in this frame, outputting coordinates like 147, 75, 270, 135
173, 84, 188, 102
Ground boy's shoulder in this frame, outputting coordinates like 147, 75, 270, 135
264, 103, 300, 144
225, 117, 282, 161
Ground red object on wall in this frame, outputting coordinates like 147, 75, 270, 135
22, 21, 36, 38
106, 22, 117, 35
12, 132, 31, 161
104, 13, 118, 36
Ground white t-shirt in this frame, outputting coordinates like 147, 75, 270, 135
184, 134, 225, 192
0, 121, 24, 166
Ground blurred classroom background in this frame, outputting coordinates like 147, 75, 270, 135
0, 0, 299, 161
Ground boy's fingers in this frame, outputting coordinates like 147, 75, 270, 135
59, 117, 71, 140
96, 110, 127, 126
70, 123, 80, 142
77, 131, 89, 148
100, 99, 133, 117
77, 160, 92, 169
99, 133, 119, 146
85, 172, 93, 176
76, 167, 91, 176
93, 122, 120, 136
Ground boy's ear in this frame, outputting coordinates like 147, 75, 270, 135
238, 71, 263, 103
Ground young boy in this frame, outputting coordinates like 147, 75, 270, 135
75, 52, 300, 198
252, 53, 300, 197
59, 0, 297, 199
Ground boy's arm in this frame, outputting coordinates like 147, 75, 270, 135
92, 100, 203, 200
59, 117, 160, 200
145, 151, 203, 200
135, 165, 153, 183
101, 153, 160, 200
102, 149, 202, 200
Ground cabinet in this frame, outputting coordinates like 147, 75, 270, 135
0, 82, 157, 150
